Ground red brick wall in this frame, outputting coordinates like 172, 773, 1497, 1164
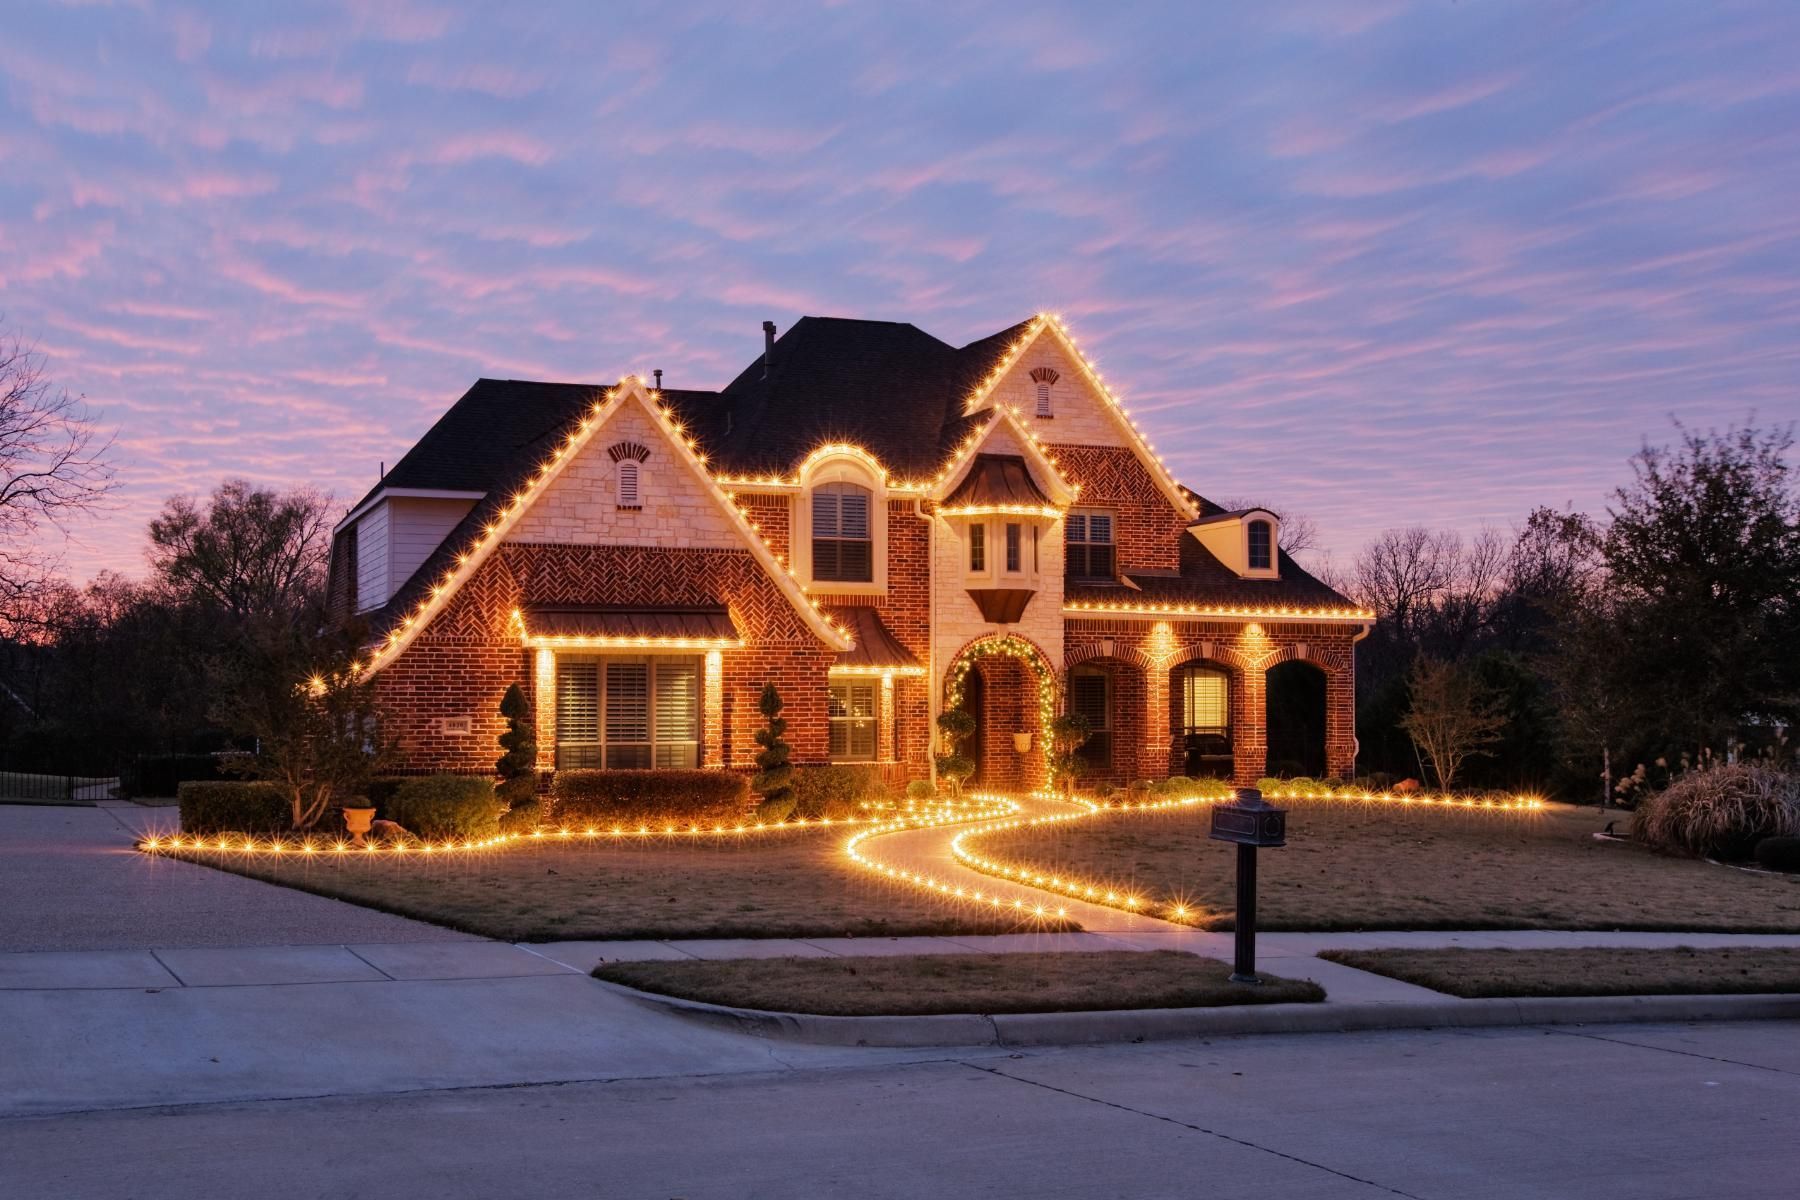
374, 542, 837, 773
971, 657, 1047, 792
1064, 618, 1359, 784
1049, 444, 1190, 572
738, 492, 791, 565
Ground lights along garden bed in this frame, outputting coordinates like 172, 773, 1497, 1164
1320, 946, 1800, 998
149, 824, 1073, 942
594, 950, 1323, 1016
967, 798, 1800, 933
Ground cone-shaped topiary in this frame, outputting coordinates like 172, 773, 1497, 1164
495, 683, 541, 831
752, 682, 795, 822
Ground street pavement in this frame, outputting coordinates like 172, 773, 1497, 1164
4, 1019, 1795, 1199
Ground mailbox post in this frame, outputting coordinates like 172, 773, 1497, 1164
1208, 787, 1288, 983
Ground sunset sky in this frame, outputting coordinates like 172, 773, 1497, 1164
3, 1, 1796, 583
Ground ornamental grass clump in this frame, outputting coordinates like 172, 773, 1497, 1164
1636, 763, 1800, 860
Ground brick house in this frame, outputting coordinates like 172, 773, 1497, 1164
326, 315, 1371, 790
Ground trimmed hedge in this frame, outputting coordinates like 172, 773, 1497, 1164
385, 776, 501, 840
791, 764, 894, 820
178, 781, 290, 835
551, 769, 751, 828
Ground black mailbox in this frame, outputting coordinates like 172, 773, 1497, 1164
1209, 788, 1287, 847
1208, 787, 1288, 983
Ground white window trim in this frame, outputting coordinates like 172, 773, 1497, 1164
1241, 512, 1280, 579
828, 679, 880, 762
795, 456, 887, 594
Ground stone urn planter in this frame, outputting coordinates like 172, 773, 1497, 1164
342, 802, 377, 847
1013, 731, 1033, 754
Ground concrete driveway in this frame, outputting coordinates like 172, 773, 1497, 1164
0, 803, 473, 951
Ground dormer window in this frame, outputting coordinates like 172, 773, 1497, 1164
813, 482, 873, 582
969, 523, 986, 572
608, 441, 650, 510
1030, 367, 1059, 418
1247, 519, 1273, 571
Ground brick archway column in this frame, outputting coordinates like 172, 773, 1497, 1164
1233, 667, 1268, 785
1142, 670, 1171, 780
1325, 666, 1355, 780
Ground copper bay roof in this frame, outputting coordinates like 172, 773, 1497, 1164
517, 604, 741, 643
942, 454, 1051, 509
829, 606, 924, 672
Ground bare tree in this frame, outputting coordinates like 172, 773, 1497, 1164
1352, 526, 1461, 637
0, 326, 116, 626
147, 479, 332, 623
1399, 656, 1507, 790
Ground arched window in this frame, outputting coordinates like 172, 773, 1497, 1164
1247, 519, 1273, 571
608, 441, 650, 510
1029, 367, 1059, 418
813, 482, 873, 582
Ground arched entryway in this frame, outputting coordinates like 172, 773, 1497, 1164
1266, 659, 1328, 777
943, 635, 1057, 793
1171, 660, 1237, 779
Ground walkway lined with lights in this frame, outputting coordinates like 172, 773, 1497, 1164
843, 790, 1197, 932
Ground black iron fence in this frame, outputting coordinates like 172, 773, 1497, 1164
0, 770, 121, 804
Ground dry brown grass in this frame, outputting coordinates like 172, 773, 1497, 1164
595, 949, 1323, 1015
1321, 946, 1800, 998
973, 800, 1800, 932
1636, 764, 1800, 858
168, 828, 1071, 942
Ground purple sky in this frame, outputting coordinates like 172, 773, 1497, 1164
3, 1, 1797, 583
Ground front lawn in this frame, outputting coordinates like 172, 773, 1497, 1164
164, 829, 1072, 942
595, 949, 1324, 1015
1322, 946, 1800, 997
971, 800, 1800, 932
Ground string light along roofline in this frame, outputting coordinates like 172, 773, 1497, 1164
359, 378, 853, 677
959, 313, 1198, 522
1063, 600, 1377, 623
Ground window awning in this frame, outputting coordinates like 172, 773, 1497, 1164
516, 604, 741, 648
942, 454, 1053, 511
829, 607, 925, 675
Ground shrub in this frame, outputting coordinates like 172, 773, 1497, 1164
1636, 764, 1800, 859
1152, 777, 1191, 798
551, 769, 752, 828
905, 779, 937, 802
386, 776, 501, 840
178, 781, 290, 835
500, 785, 543, 835
495, 684, 537, 812
1754, 836, 1800, 873
791, 764, 893, 820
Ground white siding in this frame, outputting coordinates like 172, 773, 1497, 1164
355, 502, 389, 613
387, 496, 478, 596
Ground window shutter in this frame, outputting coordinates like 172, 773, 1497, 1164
557, 660, 599, 744
605, 661, 649, 744
813, 491, 840, 538
1087, 513, 1113, 545
838, 489, 869, 539
654, 659, 699, 768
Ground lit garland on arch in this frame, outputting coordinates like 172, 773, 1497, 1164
942, 634, 1061, 778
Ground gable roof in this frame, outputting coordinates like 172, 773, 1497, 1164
359, 381, 852, 674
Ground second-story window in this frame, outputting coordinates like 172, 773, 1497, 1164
813, 482, 873, 582
1005, 523, 1022, 572
1065, 511, 1115, 580
1247, 519, 1273, 571
968, 523, 986, 572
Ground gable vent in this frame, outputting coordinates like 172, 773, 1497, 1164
1029, 367, 1060, 417
607, 441, 651, 463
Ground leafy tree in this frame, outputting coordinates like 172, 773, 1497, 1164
1599, 421, 1800, 756
148, 479, 331, 624
934, 708, 976, 797
751, 683, 795, 821
1399, 656, 1506, 790
209, 620, 393, 829
1048, 711, 1092, 798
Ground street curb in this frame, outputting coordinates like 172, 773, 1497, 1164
591, 978, 1800, 1047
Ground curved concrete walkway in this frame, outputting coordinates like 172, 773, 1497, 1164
847, 791, 1194, 934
